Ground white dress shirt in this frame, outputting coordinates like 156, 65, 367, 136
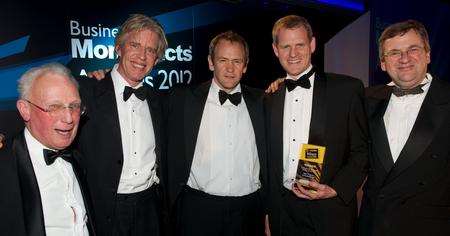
25, 129, 89, 236
283, 65, 315, 190
384, 74, 432, 163
187, 79, 261, 196
111, 64, 159, 194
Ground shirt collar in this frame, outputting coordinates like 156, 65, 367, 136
24, 128, 51, 166
210, 78, 242, 94
111, 63, 144, 97
387, 73, 432, 89
209, 79, 242, 106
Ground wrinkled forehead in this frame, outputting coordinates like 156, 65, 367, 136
31, 74, 80, 102
383, 30, 425, 49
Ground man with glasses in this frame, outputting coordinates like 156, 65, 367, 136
358, 19, 450, 235
0, 63, 95, 236
76, 14, 167, 236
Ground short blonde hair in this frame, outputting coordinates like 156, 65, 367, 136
272, 15, 313, 44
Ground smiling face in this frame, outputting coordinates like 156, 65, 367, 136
17, 73, 81, 150
381, 29, 430, 89
272, 26, 316, 77
208, 39, 247, 93
116, 29, 160, 87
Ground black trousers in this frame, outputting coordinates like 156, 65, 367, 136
176, 186, 264, 236
113, 185, 161, 236
280, 188, 316, 236
279, 187, 356, 236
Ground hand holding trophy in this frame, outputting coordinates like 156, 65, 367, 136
292, 144, 337, 200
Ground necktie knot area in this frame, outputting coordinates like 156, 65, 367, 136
392, 84, 425, 97
43, 149, 72, 165
218, 90, 242, 106
285, 68, 315, 92
123, 86, 147, 101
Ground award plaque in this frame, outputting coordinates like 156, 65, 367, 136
296, 144, 326, 188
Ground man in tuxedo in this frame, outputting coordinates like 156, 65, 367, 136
76, 14, 168, 235
359, 19, 450, 236
166, 31, 267, 235
0, 63, 95, 236
264, 15, 368, 235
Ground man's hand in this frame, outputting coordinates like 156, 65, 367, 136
86, 69, 111, 80
291, 180, 337, 200
265, 214, 271, 236
265, 78, 285, 93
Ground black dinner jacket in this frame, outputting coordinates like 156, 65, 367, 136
76, 72, 165, 235
0, 132, 96, 236
265, 72, 369, 236
165, 80, 268, 209
358, 78, 450, 236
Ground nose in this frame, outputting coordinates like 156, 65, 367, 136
225, 61, 234, 72
398, 51, 411, 63
137, 47, 146, 60
289, 47, 298, 58
60, 108, 76, 124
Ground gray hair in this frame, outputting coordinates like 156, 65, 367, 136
18, 62, 78, 99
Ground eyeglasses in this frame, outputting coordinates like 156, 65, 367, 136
383, 46, 425, 61
25, 100, 86, 117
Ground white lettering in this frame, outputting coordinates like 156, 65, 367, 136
70, 20, 80, 36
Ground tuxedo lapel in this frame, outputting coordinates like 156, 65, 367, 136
368, 86, 394, 172
70, 152, 96, 235
93, 73, 123, 160
386, 80, 450, 184
184, 81, 210, 168
242, 85, 265, 166
146, 88, 163, 177
13, 133, 46, 236
308, 73, 327, 146
268, 83, 286, 190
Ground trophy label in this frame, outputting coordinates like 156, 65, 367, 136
296, 144, 326, 184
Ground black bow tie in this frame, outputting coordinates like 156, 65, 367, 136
43, 149, 72, 166
218, 90, 242, 106
391, 84, 425, 97
123, 86, 147, 101
285, 68, 315, 92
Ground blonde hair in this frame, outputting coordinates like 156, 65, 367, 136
115, 14, 168, 60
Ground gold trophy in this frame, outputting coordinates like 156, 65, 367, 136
296, 144, 326, 192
